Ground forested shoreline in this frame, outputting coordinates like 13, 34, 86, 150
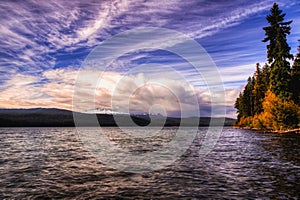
235, 3, 300, 131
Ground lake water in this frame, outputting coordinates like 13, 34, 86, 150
0, 127, 299, 199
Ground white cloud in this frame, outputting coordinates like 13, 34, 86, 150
76, 0, 131, 43
218, 63, 257, 87
0, 68, 234, 117
189, 1, 272, 39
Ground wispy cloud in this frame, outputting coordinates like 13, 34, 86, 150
188, 1, 272, 38
1, 0, 289, 75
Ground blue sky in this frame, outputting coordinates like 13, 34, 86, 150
0, 0, 299, 118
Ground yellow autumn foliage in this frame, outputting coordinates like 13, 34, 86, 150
238, 90, 300, 131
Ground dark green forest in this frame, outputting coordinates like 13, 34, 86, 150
235, 3, 300, 131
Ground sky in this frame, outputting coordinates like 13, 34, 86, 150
0, 0, 299, 118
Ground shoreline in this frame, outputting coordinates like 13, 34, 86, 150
235, 126, 300, 134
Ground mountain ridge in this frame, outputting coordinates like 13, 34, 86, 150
0, 108, 235, 127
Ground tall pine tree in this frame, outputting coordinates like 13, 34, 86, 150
253, 63, 267, 114
234, 76, 255, 120
291, 41, 300, 104
262, 3, 293, 100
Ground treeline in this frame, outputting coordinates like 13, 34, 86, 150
235, 3, 300, 131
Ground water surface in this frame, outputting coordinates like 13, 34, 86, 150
0, 127, 299, 199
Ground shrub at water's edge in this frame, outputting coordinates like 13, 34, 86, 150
235, 3, 300, 131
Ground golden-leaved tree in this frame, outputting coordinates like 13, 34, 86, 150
253, 90, 299, 130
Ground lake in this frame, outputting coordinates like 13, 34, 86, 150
0, 127, 299, 199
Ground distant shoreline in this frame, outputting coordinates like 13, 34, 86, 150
0, 108, 235, 127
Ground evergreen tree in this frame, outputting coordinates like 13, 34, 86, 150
261, 64, 271, 88
293, 41, 300, 67
246, 76, 255, 117
262, 3, 293, 99
253, 63, 267, 114
291, 41, 300, 104
235, 76, 255, 121
234, 93, 243, 121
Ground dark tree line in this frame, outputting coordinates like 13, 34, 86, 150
235, 3, 300, 130
291, 42, 300, 104
235, 64, 270, 121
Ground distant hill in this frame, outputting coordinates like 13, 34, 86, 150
0, 108, 235, 127
0, 108, 74, 127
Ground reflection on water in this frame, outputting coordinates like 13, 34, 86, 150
0, 127, 299, 199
